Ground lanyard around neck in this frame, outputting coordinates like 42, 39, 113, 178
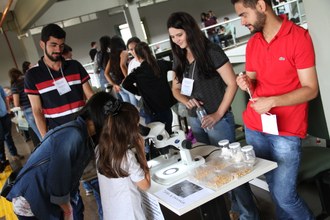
191, 61, 196, 80
45, 63, 65, 82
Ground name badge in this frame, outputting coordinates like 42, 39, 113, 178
54, 77, 71, 95
261, 113, 279, 135
181, 77, 194, 96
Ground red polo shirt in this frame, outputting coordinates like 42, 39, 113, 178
244, 15, 315, 138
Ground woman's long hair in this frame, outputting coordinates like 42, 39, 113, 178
109, 35, 126, 77
134, 42, 161, 77
8, 68, 24, 85
97, 102, 147, 178
167, 11, 217, 82
98, 35, 111, 69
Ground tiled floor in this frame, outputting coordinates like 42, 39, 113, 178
4, 125, 330, 220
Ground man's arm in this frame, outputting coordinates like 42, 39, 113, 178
82, 82, 94, 100
28, 94, 47, 138
250, 66, 319, 114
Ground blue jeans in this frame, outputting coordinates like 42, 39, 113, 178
23, 107, 42, 141
70, 190, 84, 220
188, 111, 236, 145
245, 127, 314, 220
99, 69, 108, 91
189, 112, 259, 219
142, 108, 173, 134
120, 88, 138, 107
0, 113, 19, 162
118, 88, 133, 104
208, 33, 220, 45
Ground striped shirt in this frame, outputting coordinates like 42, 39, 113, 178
11, 77, 31, 110
24, 57, 90, 129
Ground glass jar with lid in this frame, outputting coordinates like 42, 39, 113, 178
218, 139, 230, 159
228, 142, 243, 163
241, 145, 256, 167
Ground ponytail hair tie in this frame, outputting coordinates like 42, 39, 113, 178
104, 99, 122, 116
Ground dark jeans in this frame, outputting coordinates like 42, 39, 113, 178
141, 108, 173, 134
0, 113, 18, 162
70, 190, 84, 220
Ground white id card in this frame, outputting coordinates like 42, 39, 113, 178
181, 77, 194, 96
54, 77, 71, 95
261, 113, 279, 135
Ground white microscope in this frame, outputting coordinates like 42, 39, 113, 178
142, 122, 205, 185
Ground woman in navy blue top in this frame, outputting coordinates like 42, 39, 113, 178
7, 92, 115, 220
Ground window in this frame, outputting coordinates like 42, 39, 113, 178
118, 21, 148, 44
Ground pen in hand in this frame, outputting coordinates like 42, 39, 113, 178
239, 72, 254, 102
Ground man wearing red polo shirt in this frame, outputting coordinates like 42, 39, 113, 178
232, 0, 318, 219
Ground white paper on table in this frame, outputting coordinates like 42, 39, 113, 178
155, 179, 214, 210
141, 191, 165, 220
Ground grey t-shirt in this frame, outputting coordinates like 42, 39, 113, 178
174, 43, 229, 117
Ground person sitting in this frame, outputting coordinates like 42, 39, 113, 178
219, 17, 234, 47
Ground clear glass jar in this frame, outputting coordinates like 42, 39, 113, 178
218, 139, 229, 148
196, 106, 213, 131
228, 142, 243, 163
218, 139, 230, 159
241, 145, 256, 167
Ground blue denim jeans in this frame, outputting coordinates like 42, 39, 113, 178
0, 113, 18, 162
245, 127, 315, 220
70, 190, 84, 220
120, 88, 138, 107
142, 108, 173, 134
99, 69, 107, 91
23, 107, 42, 141
189, 112, 259, 219
188, 111, 236, 145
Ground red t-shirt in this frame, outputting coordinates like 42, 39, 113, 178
244, 15, 315, 138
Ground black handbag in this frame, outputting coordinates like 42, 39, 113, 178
0, 158, 49, 198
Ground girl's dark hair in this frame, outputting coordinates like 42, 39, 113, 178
231, 0, 272, 8
126, 36, 141, 48
22, 61, 31, 74
109, 35, 126, 77
97, 102, 147, 178
98, 35, 111, 69
77, 92, 116, 142
134, 42, 161, 77
167, 11, 217, 82
8, 68, 23, 85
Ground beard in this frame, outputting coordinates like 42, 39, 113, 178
45, 47, 62, 62
249, 11, 266, 34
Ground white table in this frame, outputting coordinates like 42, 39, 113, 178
147, 145, 278, 216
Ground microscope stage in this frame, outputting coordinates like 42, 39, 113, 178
152, 156, 205, 185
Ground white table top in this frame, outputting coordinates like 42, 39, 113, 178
147, 144, 278, 216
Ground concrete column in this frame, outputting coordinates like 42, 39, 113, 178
303, 0, 330, 139
123, 1, 145, 41
20, 31, 40, 64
